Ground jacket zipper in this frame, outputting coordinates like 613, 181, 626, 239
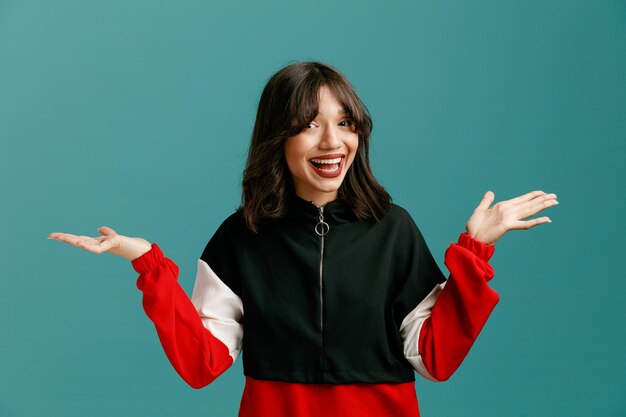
315, 206, 329, 377
315, 206, 329, 331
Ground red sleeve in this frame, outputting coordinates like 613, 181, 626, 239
418, 232, 499, 381
132, 243, 236, 389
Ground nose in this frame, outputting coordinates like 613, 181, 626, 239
319, 125, 341, 150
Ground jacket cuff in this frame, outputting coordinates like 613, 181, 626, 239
131, 243, 164, 274
457, 232, 495, 262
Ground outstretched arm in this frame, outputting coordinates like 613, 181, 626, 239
48, 227, 243, 389
402, 190, 558, 381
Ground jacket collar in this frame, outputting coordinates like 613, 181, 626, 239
286, 192, 358, 225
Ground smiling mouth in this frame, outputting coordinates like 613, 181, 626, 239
309, 155, 344, 178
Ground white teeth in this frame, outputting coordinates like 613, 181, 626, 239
310, 157, 342, 164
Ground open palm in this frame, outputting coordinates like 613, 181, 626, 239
49, 226, 123, 253
48, 226, 151, 260
466, 190, 558, 245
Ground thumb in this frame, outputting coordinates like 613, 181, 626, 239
476, 191, 495, 210
98, 226, 118, 236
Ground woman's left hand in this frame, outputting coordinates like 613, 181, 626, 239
465, 190, 558, 245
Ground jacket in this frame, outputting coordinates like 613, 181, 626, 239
132, 195, 500, 416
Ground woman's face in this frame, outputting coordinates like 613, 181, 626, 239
284, 86, 359, 207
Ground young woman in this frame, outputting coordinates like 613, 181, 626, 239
49, 61, 558, 417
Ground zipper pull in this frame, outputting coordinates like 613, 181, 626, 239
315, 206, 330, 236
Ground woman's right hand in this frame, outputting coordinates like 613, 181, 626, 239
48, 226, 152, 261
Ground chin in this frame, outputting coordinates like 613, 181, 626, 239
316, 179, 345, 193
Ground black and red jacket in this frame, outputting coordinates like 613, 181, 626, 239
132, 194, 499, 416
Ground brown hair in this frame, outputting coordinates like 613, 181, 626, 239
242, 61, 391, 232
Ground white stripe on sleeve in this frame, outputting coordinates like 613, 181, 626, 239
399, 281, 446, 382
191, 259, 244, 362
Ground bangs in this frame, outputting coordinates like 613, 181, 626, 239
286, 72, 372, 137
287, 79, 322, 133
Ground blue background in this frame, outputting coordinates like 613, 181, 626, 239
1, 1, 625, 416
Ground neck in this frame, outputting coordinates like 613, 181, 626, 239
295, 191, 337, 208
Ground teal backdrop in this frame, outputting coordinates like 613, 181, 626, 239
1, 0, 625, 416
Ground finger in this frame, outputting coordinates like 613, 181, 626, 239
476, 191, 495, 210
507, 190, 546, 205
516, 197, 559, 219
50, 233, 91, 248
510, 217, 551, 230
98, 226, 117, 236
48, 232, 80, 243
48, 232, 70, 238
523, 192, 557, 205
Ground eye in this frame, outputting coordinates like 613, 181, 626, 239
306, 121, 318, 129
339, 119, 354, 127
